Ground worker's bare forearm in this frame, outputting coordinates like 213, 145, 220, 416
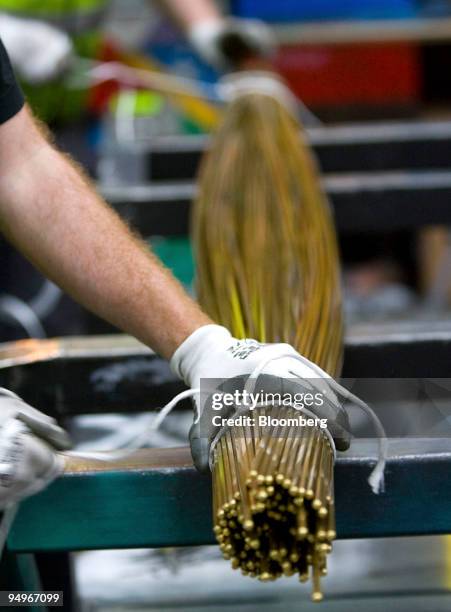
0, 107, 210, 359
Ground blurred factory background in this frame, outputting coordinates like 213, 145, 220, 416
2, 1, 451, 611
4, 0, 451, 342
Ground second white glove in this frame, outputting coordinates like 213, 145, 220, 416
0, 14, 73, 84
0, 388, 71, 510
188, 16, 275, 70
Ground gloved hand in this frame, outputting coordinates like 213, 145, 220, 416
0, 388, 71, 510
171, 325, 351, 472
0, 14, 73, 84
187, 16, 275, 70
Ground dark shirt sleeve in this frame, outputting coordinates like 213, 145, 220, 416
0, 37, 24, 125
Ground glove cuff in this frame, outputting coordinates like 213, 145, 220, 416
170, 324, 232, 386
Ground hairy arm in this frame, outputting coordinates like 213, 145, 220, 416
0, 106, 211, 359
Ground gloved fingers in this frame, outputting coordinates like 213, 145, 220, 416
217, 18, 276, 69
19, 410, 72, 451
286, 373, 352, 449
188, 16, 275, 71
0, 422, 64, 510
223, 17, 276, 57
250, 374, 352, 450
283, 363, 354, 452
281, 359, 341, 408
0, 390, 72, 451
0, 388, 20, 402
189, 371, 352, 471
327, 412, 352, 451
190, 375, 249, 471
189, 419, 210, 473
248, 370, 338, 422
15, 432, 63, 482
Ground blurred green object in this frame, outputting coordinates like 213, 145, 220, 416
180, 115, 208, 134
0, 0, 106, 13
109, 89, 208, 134
151, 237, 195, 290
0, 0, 107, 123
109, 90, 165, 117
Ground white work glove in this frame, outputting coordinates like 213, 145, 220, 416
0, 388, 71, 510
187, 16, 275, 70
171, 325, 351, 472
0, 14, 73, 84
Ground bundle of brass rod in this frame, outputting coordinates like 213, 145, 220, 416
192, 89, 343, 601
193, 91, 343, 377
211, 405, 335, 601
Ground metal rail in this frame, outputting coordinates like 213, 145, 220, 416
7, 440, 451, 552
1, 319, 451, 416
100, 170, 451, 235
1, 322, 451, 552
136, 120, 451, 179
